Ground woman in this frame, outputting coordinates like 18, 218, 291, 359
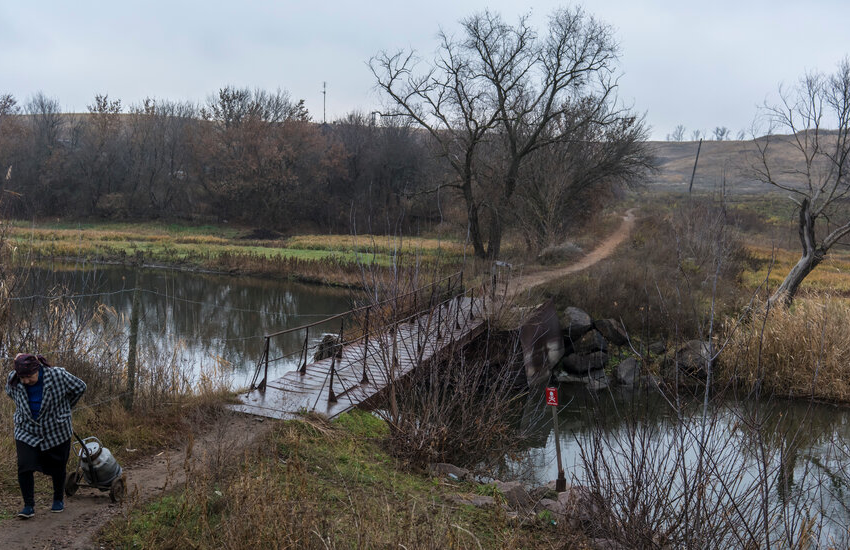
5, 353, 86, 519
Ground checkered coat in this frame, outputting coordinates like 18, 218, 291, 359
5, 367, 86, 450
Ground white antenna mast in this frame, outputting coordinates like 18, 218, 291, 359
322, 82, 327, 124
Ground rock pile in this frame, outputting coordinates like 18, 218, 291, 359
555, 306, 642, 390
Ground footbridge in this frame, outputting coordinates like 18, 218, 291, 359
230, 272, 491, 420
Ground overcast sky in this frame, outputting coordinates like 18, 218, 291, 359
1, 0, 847, 140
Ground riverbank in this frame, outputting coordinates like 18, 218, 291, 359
4, 220, 470, 286
97, 410, 580, 549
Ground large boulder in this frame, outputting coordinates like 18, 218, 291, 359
593, 319, 629, 346
558, 486, 602, 531
648, 340, 667, 356
615, 357, 640, 387
563, 351, 608, 376
574, 330, 608, 354
535, 498, 566, 517
586, 369, 610, 391
494, 480, 533, 510
563, 307, 593, 341
665, 340, 713, 378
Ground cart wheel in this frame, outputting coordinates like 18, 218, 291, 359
65, 471, 81, 497
109, 477, 126, 503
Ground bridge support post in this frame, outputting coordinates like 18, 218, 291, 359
392, 322, 399, 373
258, 337, 270, 391
299, 327, 309, 375
328, 319, 344, 404
361, 307, 370, 384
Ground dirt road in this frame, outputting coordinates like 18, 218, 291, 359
0, 411, 271, 549
508, 208, 637, 295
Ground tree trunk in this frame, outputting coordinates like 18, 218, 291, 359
486, 213, 502, 261
459, 169, 487, 259
768, 198, 824, 307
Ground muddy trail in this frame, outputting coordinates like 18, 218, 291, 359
508, 208, 637, 295
0, 412, 272, 549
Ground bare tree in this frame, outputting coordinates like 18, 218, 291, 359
713, 126, 730, 141
667, 124, 686, 141
371, 7, 646, 260
691, 129, 703, 141
755, 58, 850, 306
517, 110, 653, 249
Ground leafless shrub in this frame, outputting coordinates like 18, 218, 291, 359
567, 200, 850, 548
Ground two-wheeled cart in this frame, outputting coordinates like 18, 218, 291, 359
65, 433, 126, 503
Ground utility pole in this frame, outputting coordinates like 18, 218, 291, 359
125, 268, 141, 410
322, 81, 327, 124
688, 138, 703, 194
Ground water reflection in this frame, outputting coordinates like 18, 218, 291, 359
18, 263, 352, 388
496, 382, 850, 544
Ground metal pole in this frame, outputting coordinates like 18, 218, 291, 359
552, 404, 566, 492
361, 307, 370, 384
328, 319, 343, 404
125, 272, 140, 410
259, 337, 270, 391
299, 327, 309, 375
392, 322, 399, 373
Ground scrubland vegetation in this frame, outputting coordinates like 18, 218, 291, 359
100, 411, 581, 549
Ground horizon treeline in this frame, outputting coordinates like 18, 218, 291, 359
0, 86, 637, 249
0, 87, 444, 235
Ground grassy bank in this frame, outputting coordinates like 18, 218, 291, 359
100, 410, 578, 549
4, 221, 470, 286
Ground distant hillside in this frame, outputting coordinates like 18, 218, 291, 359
649, 133, 838, 194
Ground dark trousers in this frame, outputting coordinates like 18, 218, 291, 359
16, 439, 71, 506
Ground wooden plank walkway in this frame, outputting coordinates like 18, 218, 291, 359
229, 296, 487, 420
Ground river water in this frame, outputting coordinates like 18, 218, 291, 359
18, 263, 850, 543
19, 263, 352, 388
498, 383, 850, 545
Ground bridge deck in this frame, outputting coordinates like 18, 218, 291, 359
229, 296, 486, 420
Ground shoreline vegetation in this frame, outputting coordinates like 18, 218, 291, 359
3, 220, 474, 287
4, 191, 850, 547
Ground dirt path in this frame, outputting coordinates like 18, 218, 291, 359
0, 411, 273, 549
507, 208, 637, 296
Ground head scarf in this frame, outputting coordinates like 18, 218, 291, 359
12, 353, 50, 381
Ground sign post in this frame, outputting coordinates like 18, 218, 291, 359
546, 387, 567, 492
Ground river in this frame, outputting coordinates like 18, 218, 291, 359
18, 262, 353, 388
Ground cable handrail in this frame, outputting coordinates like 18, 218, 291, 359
249, 271, 474, 391
262, 271, 462, 338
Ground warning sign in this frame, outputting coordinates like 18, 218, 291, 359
545, 387, 558, 406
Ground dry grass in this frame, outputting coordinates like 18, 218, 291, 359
718, 295, 850, 402
533, 199, 748, 341
742, 245, 850, 294
5, 223, 469, 285
100, 411, 576, 549
287, 233, 469, 255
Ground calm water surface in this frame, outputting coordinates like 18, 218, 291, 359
20, 263, 352, 388
500, 383, 850, 544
